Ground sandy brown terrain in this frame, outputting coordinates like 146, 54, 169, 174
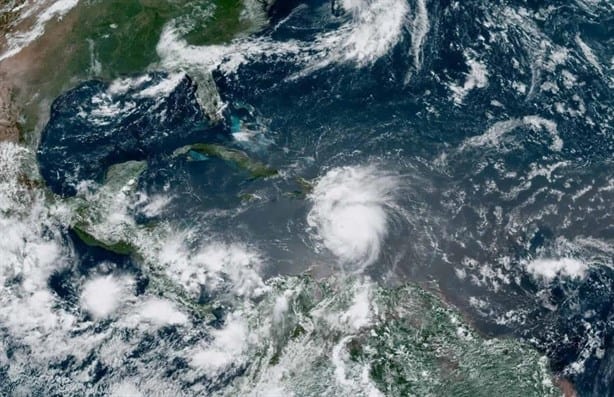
0, 1, 82, 143
0, 83, 19, 142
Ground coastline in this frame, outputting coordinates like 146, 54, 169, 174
0, 1, 596, 395
0, 0, 274, 144
0, 0, 82, 144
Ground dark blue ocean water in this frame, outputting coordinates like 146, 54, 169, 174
37, 0, 613, 394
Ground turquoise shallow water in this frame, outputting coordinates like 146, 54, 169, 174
2, 0, 613, 395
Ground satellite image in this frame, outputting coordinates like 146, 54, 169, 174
0, 0, 612, 395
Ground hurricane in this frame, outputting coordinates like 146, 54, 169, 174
0, 0, 612, 395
